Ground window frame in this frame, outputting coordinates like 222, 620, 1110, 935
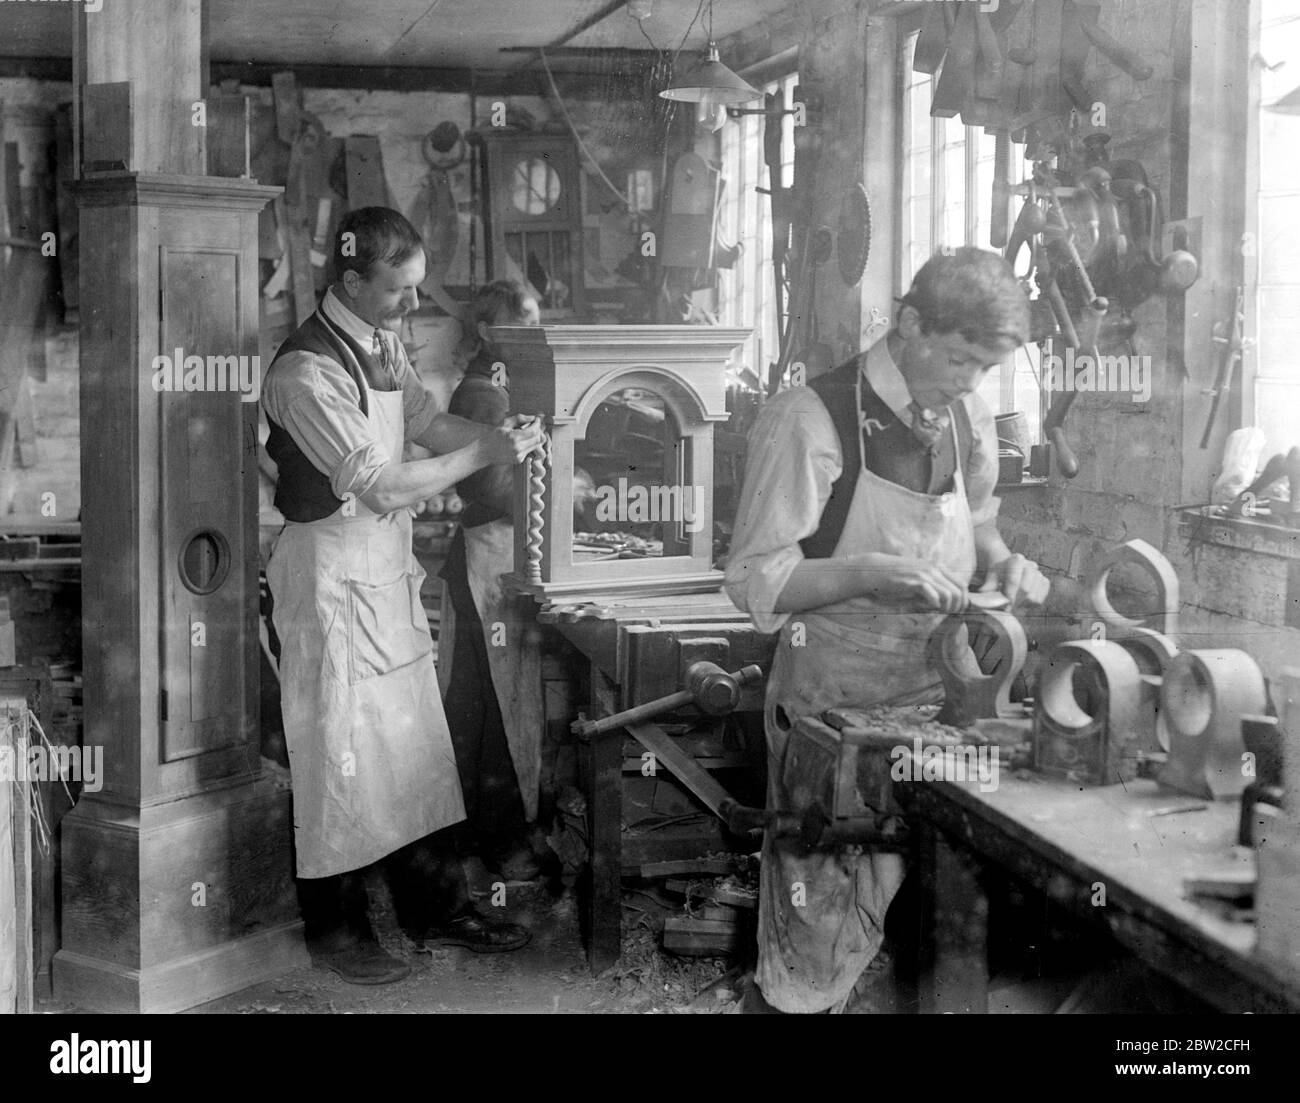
1243, 0, 1300, 442
716, 66, 799, 385
895, 19, 1041, 437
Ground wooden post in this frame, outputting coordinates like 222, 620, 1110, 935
79, 0, 205, 176
53, 3, 305, 1013
580, 666, 623, 973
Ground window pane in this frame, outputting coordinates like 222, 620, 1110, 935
717, 70, 798, 381
1254, 0, 1300, 441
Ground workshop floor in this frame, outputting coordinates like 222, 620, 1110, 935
186, 865, 742, 1016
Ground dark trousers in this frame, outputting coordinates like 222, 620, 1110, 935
297, 827, 471, 951
443, 574, 528, 858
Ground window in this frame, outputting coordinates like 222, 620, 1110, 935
1248, 0, 1300, 451
717, 71, 798, 384
900, 31, 1042, 442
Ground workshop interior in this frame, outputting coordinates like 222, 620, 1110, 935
0, 0, 1297, 1019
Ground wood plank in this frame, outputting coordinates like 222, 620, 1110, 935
271, 71, 299, 145
3, 139, 20, 234
625, 721, 736, 821
52, 103, 78, 322
2, 700, 33, 1014
580, 664, 623, 973
0, 702, 14, 1012
13, 377, 38, 468
664, 879, 757, 910
662, 915, 742, 955
80, 82, 133, 174
207, 92, 250, 178
82, 0, 204, 175
0, 242, 52, 516
343, 135, 389, 209
638, 857, 738, 878
281, 166, 317, 325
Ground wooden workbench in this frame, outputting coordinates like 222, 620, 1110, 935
538, 590, 775, 972
902, 772, 1300, 1013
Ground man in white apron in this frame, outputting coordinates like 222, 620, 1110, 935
435, 280, 548, 882
724, 248, 1050, 1013
262, 209, 544, 983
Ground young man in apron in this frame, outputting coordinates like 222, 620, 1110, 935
724, 247, 1050, 1014
262, 209, 544, 984
436, 280, 547, 882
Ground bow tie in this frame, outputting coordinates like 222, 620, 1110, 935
905, 401, 949, 449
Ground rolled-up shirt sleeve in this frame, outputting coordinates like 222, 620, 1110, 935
963, 393, 1002, 528
262, 350, 391, 502
723, 387, 842, 634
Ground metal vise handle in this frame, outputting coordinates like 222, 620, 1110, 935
571, 663, 764, 740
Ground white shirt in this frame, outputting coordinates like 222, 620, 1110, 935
261, 288, 441, 501
723, 338, 1001, 634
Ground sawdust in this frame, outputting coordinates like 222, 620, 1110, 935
830, 703, 983, 745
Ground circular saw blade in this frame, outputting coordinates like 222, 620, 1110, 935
837, 182, 872, 287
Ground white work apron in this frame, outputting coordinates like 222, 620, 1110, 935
268, 386, 465, 879
756, 387, 977, 1014
435, 518, 543, 821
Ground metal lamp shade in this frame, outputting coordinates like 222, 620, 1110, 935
659, 43, 761, 105
1266, 83, 1300, 114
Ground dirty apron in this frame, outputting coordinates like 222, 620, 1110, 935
435, 518, 543, 821
268, 385, 465, 880
756, 380, 977, 1014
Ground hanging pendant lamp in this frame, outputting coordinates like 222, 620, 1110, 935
658, 0, 761, 106
1266, 83, 1300, 114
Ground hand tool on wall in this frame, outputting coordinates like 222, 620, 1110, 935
911, 1, 1153, 142
1004, 181, 1046, 272
990, 131, 1013, 250
1077, 12, 1155, 81
770, 223, 832, 394
1040, 277, 1107, 478
1199, 286, 1246, 450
